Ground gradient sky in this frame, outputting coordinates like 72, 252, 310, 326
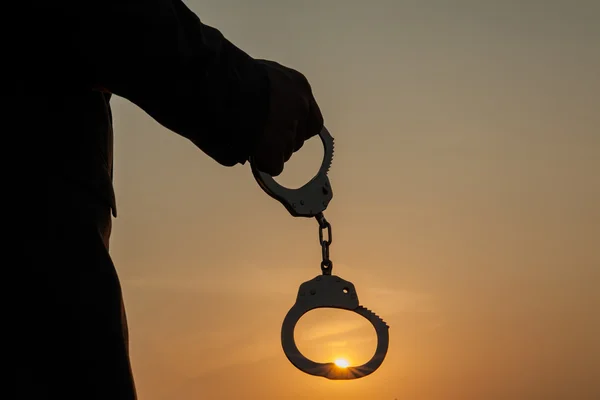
108, 0, 600, 399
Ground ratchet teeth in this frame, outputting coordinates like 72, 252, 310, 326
355, 305, 389, 328
325, 136, 334, 174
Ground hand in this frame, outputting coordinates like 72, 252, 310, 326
251, 60, 324, 176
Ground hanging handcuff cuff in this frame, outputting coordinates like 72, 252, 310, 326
250, 127, 389, 380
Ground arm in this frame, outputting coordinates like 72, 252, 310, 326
22, 0, 270, 166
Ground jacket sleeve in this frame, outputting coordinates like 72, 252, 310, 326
22, 0, 270, 166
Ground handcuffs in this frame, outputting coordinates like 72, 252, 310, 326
250, 127, 389, 380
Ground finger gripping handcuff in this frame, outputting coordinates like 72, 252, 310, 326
251, 127, 390, 380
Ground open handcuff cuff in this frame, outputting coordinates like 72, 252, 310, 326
250, 127, 389, 380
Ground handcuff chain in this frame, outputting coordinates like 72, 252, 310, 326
316, 212, 333, 275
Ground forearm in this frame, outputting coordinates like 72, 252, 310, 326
21, 0, 270, 166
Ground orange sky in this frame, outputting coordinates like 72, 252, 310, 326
109, 1, 599, 399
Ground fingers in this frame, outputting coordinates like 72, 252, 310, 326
293, 102, 308, 153
284, 120, 298, 163
254, 147, 284, 177
254, 124, 294, 177
293, 123, 306, 153
250, 59, 324, 176
305, 96, 324, 141
291, 96, 322, 154
254, 128, 284, 176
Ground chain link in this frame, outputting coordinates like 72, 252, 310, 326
316, 212, 333, 275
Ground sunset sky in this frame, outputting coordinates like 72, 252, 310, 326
108, 0, 599, 399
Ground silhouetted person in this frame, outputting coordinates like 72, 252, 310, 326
9, 1, 323, 399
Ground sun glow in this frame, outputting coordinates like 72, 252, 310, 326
334, 358, 350, 368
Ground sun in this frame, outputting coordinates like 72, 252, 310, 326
334, 358, 350, 368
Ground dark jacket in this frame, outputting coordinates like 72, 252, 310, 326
10, 0, 270, 218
